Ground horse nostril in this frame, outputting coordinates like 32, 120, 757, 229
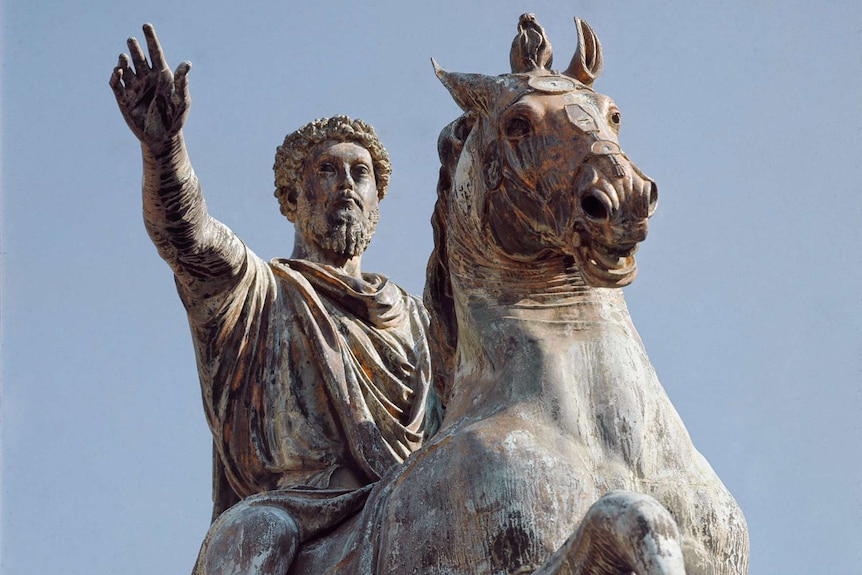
581, 192, 610, 221
646, 181, 658, 217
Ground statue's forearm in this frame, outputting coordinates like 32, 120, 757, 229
141, 134, 245, 290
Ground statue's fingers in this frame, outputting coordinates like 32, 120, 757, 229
143, 23, 167, 71
173, 61, 192, 99
109, 66, 125, 100
127, 36, 149, 74
170, 62, 192, 132
117, 53, 133, 84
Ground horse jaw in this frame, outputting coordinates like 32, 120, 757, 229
575, 241, 639, 288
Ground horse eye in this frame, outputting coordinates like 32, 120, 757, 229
454, 115, 474, 142
505, 117, 531, 139
610, 111, 621, 126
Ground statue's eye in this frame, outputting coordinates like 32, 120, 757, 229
505, 117, 531, 139
610, 111, 621, 126
317, 162, 336, 176
352, 164, 371, 178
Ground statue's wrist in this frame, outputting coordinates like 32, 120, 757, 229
142, 134, 192, 183
141, 133, 184, 160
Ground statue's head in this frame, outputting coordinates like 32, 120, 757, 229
274, 116, 391, 259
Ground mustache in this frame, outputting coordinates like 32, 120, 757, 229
328, 190, 365, 210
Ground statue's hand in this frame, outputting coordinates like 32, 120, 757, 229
110, 23, 190, 151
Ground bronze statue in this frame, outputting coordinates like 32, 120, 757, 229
112, 13, 749, 575
416, 15, 747, 574
110, 24, 438, 575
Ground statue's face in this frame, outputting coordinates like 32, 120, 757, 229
295, 141, 380, 259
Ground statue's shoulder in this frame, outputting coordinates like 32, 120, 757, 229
386, 280, 430, 323
375, 275, 419, 302
268, 257, 318, 287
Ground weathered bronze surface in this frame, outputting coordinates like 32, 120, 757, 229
111, 13, 749, 575
415, 15, 748, 574
111, 24, 438, 575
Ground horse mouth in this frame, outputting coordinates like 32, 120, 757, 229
579, 242, 638, 287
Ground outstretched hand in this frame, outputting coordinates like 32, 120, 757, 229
110, 24, 191, 150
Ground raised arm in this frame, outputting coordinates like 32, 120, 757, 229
110, 24, 244, 298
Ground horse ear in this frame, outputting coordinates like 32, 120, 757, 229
432, 59, 506, 114
510, 13, 553, 73
563, 17, 603, 86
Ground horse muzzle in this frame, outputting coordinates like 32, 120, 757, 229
575, 154, 657, 223
569, 158, 657, 287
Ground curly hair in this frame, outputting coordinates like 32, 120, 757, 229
273, 116, 391, 221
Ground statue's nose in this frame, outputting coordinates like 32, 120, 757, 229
338, 170, 355, 190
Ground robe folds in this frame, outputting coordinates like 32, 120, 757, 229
177, 246, 434, 537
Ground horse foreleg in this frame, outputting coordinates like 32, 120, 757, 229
531, 491, 685, 575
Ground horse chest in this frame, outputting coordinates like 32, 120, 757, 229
455, 310, 655, 464
378, 415, 634, 573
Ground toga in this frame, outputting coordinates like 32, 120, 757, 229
177, 245, 434, 537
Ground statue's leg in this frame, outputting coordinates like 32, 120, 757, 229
533, 491, 686, 575
192, 500, 300, 575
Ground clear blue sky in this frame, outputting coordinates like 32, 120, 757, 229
2, 1, 861, 573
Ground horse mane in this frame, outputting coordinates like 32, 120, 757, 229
423, 13, 561, 407
423, 114, 475, 407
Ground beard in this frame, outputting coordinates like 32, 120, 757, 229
296, 201, 380, 260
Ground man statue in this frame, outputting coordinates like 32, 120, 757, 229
110, 24, 438, 574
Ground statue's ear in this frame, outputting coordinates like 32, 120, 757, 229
432, 59, 507, 114
279, 187, 298, 222
563, 17, 603, 86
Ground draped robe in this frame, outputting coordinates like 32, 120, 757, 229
178, 246, 434, 538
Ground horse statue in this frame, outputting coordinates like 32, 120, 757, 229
293, 14, 749, 574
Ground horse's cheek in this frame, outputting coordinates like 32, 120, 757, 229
482, 142, 502, 191
506, 139, 539, 186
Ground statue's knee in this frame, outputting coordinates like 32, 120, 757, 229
196, 502, 300, 575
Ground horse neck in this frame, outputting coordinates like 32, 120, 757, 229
436, 143, 642, 428
442, 246, 640, 425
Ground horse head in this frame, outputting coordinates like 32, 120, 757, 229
432, 14, 657, 288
